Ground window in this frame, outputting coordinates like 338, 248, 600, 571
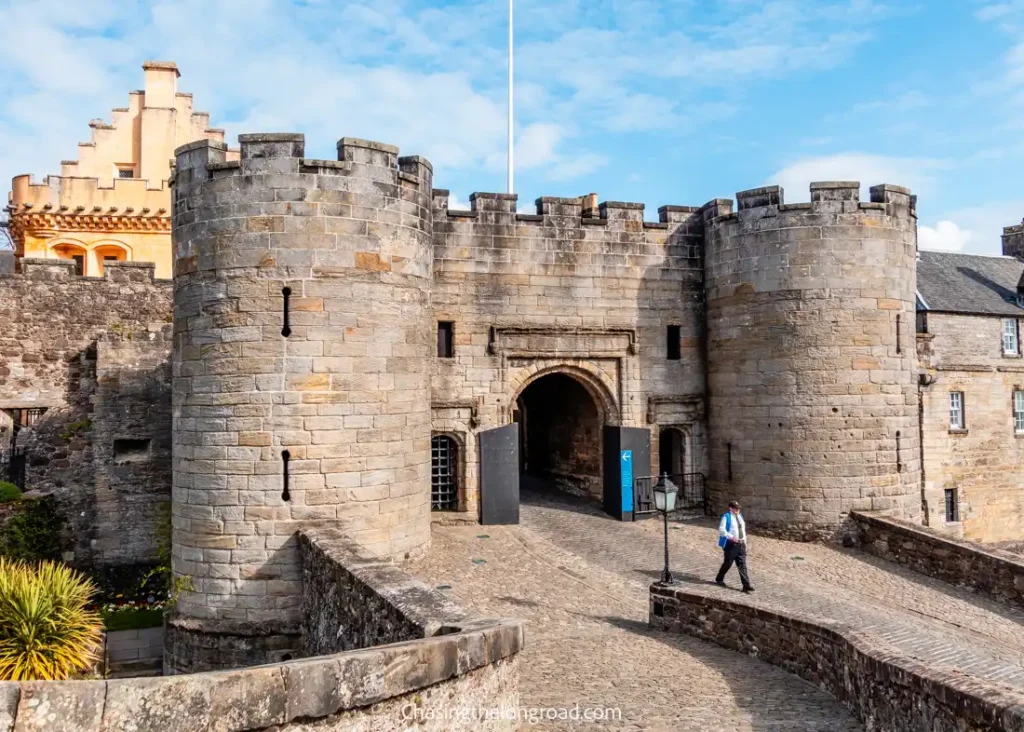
437, 321, 454, 358
949, 391, 965, 430
1004, 319, 1020, 355
944, 489, 959, 523
431, 435, 459, 511
666, 325, 681, 360
113, 438, 150, 463
117, 167, 135, 179
1015, 391, 1024, 434
71, 255, 85, 276
103, 256, 118, 263
916, 311, 928, 334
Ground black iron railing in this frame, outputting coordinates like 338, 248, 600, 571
633, 473, 707, 518
0, 447, 26, 490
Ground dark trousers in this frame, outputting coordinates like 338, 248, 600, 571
716, 541, 751, 588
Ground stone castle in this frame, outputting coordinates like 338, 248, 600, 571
4, 68, 1024, 675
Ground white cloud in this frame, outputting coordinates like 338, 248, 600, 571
919, 221, 973, 252
922, 201, 1024, 256
765, 153, 947, 202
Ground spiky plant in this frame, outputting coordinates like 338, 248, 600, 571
0, 558, 102, 680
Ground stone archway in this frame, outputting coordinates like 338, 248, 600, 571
513, 370, 610, 501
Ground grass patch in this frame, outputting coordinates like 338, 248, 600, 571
101, 607, 164, 632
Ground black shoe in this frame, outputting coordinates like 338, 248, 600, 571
715, 580, 726, 587
742, 586, 755, 593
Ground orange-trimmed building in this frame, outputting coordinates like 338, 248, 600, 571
6, 61, 237, 279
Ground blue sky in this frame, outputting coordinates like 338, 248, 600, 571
1, 0, 1023, 254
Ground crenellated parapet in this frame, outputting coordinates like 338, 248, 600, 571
703, 181, 921, 538
431, 190, 705, 279
1003, 219, 1024, 259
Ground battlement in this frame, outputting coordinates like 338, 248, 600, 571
10, 173, 171, 213
172, 134, 433, 191
431, 190, 702, 233
704, 181, 916, 224
1003, 218, 1024, 258
5, 258, 168, 283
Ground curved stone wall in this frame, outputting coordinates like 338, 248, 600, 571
703, 183, 920, 538
169, 133, 434, 670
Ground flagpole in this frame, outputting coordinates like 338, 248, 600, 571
507, 0, 514, 195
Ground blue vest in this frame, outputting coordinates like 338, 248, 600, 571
718, 512, 732, 549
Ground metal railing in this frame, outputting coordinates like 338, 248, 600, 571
0, 447, 26, 490
633, 473, 707, 518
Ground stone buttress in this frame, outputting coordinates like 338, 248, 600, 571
703, 183, 921, 539
165, 133, 434, 672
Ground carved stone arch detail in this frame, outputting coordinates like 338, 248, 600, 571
507, 361, 620, 425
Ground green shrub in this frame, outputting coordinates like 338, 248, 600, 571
0, 496, 63, 561
0, 483, 21, 504
101, 607, 164, 632
0, 558, 102, 680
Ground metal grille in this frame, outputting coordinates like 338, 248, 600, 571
431, 435, 459, 511
633, 473, 707, 518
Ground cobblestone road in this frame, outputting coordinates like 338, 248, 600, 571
411, 495, 863, 730
516, 489, 1024, 690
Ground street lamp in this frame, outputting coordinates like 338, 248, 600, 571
653, 473, 678, 584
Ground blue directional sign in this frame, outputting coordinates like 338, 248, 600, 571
620, 450, 634, 513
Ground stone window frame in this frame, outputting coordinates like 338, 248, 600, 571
437, 321, 455, 359
1014, 389, 1024, 436
1002, 318, 1021, 357
944, 488, 960, 524
949, 391, 966, 433
430, 431, 466, 513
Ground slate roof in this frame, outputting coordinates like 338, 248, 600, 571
916, 250, 1024, 316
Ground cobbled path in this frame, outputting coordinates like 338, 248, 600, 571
410, 491, 865, 730
517, 488, 1024, 690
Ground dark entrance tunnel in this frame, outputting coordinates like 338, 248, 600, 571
516, 373, 602, 500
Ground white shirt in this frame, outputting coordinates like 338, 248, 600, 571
719, 511, 747, 544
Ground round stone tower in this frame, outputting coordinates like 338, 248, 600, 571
165, 134, 434, 672
703, 182, 920, 540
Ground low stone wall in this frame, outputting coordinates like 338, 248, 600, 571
851, 510, 1024, 611
650, 584, 1024, 732
104, 627, 163, 678
299, 527, 466, 655
0, 620, 521, 731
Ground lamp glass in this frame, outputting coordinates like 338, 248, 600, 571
653, 487, 666, 512
665, 486, 678, 512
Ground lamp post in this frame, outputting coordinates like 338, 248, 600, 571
653, 473, 678, 584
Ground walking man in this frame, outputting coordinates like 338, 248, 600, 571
715, 501, 754, 592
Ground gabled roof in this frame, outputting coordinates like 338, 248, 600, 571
916, 250, 1024, 316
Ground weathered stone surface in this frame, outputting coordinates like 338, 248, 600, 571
918, 312, 1024, 542
170, 135, 435, 670
0, 684, 18, 732
852, 510, 1024, 611
703, 183, 921, 538
299, 527, 466, 656
650, 582, 1024, 732
14, 680, 105, 732
102, 675, 209, 732
0, 262, 172, 567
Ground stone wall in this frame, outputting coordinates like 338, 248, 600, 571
650, 583, 1024, 732
917, 313, 1024, 541
704, 183, 921, 539
431, 192, 708, 515
851, 510, 1024, 611
1, 625, 521, 731
0, 258, 172, 565
169, 134, 435, 670
299, 527, 465, 656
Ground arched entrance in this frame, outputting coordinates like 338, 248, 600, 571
515, 372, 604, 501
